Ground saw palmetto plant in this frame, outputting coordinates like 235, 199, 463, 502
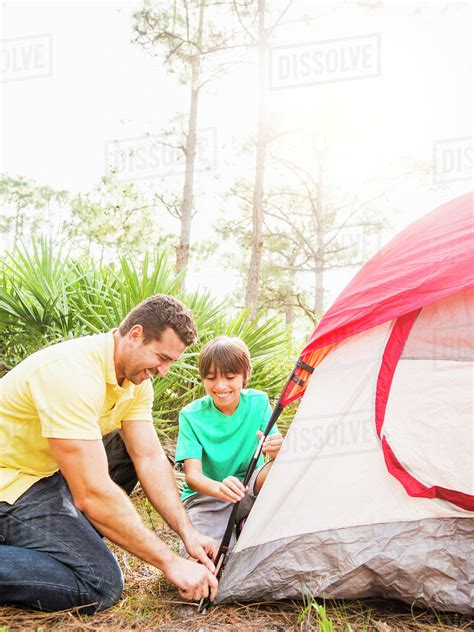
0, 239, 293, 435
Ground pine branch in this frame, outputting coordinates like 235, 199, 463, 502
232, 0, 258, 43
267, 0, 294, 34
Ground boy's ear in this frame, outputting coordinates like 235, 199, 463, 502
244, 369, 252, 387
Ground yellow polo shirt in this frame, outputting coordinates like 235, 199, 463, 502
0, 330, 154, 504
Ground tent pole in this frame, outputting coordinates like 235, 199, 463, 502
198, 357, 314, 613
198, 403, 284, 613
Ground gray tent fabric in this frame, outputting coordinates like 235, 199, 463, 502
213, 311, 473, 614
216, 517, 474, 614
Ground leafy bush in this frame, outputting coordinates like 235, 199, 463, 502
0, 240, 293, 435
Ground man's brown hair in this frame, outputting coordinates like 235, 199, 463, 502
118, 294, 197, 346
199, 336, 252, 387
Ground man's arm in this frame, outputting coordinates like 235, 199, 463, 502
119, 420, 218, 565
48, 437, 217, 601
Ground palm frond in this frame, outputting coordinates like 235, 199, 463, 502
0, 241, 292, 436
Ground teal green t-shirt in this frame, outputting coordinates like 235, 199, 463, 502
176, 388, 275, 501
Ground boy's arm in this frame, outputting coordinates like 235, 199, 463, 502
258, 395, 282, 460
184, 459, 246, 503
257, 430, 283, 461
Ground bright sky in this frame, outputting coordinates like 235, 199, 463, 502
1, 0, 473, 318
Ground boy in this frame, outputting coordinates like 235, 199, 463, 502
175, 336, 283, 553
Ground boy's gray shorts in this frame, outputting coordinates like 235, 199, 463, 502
179, 464, 267, 557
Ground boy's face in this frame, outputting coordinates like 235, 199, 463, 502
203, 366, 244, 415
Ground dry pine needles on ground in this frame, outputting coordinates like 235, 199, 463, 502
0, 488, 472, 632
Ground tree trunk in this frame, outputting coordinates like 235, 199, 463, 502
245, 0, 267, 314
175, 0, 205, 283
14, 203, 23, 244
313, 160, 326, 321
314, 182, 325, 316
285, 266, 296, 333
314, 263, 324, 316
284, 303, 294, 329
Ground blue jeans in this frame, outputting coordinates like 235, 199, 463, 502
0, 431, 137, 613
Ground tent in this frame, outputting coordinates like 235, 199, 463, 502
216, 192, 474, 614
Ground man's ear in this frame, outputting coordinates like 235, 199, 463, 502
128, 324, 144, 341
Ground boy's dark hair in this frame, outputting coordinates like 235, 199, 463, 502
118, 294, 197, 347
199, 336, 252, 387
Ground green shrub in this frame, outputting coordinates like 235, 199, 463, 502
0, 240, 292, 436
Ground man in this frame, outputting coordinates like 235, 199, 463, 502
0, 294, 218, 612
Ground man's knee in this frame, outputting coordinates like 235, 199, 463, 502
103, 431, 138, 496
88, 562, 124, 612
95, 580, 124, 612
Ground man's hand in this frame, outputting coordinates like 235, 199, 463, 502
216, 476, 247, 503
181, 529, 218, 572
162, 556, 218, 601
257, 430, 283, 461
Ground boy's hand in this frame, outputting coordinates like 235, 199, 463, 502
217, 476, 247, 503
257, 430, 283, 461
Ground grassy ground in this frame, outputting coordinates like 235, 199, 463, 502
1, 488, 472, 632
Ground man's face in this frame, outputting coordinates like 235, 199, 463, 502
121, 326, 186, 385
